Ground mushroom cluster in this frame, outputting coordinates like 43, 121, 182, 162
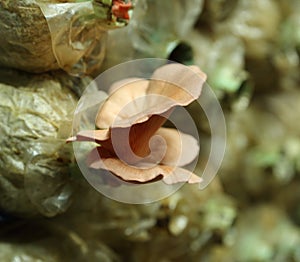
69, 63, 207, 185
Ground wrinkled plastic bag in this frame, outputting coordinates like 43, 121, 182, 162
0, 0, 132, 75
0, 69, 90, 217
38, 1, 108, 76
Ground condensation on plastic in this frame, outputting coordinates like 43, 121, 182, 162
37, 1, 108, 76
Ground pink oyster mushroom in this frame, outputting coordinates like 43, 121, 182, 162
68, 63, 207, 185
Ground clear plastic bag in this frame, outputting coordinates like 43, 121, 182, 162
0, 0, 132, 75
0, 69, 89, 217
38, 1, 108, 76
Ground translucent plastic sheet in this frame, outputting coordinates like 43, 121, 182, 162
38, 1, 107, 76
0, 0, 132, 75
0, 68, 88, 217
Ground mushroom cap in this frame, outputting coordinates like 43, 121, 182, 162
96, 64, 206, 129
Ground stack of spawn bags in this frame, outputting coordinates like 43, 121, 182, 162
0, 1, 239, 261
0, 0, 141, 217
0, 0, 135, 260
